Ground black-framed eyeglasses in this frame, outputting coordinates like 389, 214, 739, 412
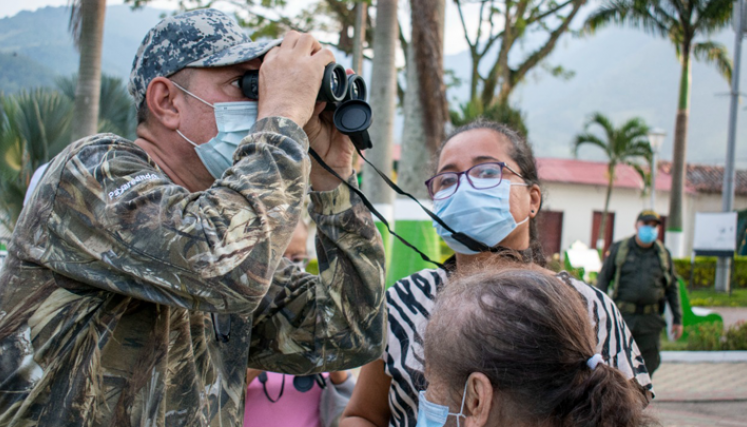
424, 162, 524, 200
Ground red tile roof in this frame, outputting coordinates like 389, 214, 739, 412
536, 157, 689, 192
537, 158, 747, 196
658, 161, 747, 196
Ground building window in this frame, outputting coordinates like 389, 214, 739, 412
537, 210, 564, 258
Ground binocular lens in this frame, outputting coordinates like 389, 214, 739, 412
345, 75, 367, 102
331, 74, 340, 94
318, 63, 348, 103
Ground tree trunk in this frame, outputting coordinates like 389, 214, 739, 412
469, 56, 480, 102
397, 42, 429, 199
351, 1, 367, 76
411, 0, 448, 155
70, 0, 106, 141
362, 0, 397, 205
668, 44, 691, 233
398, 0, 446, 197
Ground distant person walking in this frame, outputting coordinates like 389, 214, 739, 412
597, 210, 683, 376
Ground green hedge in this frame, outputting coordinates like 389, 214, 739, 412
673, 256, 747, 289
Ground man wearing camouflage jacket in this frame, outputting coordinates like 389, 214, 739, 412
0, 10, 386, 427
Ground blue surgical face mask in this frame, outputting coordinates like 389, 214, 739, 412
173, 81, 258, 179
433, 176, 529, 255
638, 225, 659, 244
416, 382, 468, 427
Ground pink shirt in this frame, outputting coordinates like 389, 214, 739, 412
244, 372, 328, 427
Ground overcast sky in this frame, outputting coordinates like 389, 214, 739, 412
0, 0, 498, 56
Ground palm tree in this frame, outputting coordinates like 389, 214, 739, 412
57, 74, 137, 140
363, 0, 398, 206
574, 113, 653, 251
584, 0, 733, 253
68, 0, 107, 141
0, 89, 74, 230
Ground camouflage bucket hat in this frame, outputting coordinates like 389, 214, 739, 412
128, 9, 282, 106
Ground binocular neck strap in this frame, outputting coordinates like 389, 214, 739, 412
308, 147, 491, 271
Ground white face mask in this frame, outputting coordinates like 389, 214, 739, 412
172, 81, 258, 179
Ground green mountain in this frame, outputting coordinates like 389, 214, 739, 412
0, 5, 165, 92
0, 51, 56, 93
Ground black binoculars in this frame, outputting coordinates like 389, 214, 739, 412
240, 63, 367, 104
239, 63, 373, 151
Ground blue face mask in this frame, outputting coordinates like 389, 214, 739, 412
433, 176, 529, 255
416, 382, 468, 427
638, 225, 659, 244
173, 82, 258, 179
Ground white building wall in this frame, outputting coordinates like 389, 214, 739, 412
542, 182, 747, 258
542, 182, 695, 256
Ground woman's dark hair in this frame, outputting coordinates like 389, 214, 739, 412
424, 265, 654, 427
437, 119, 545, 266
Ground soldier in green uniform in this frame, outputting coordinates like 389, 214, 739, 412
0, 9, 386, 427
597, 210, 683, 376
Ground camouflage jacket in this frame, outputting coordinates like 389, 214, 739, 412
0, 117, 386, 427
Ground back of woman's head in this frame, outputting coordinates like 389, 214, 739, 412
424, 266, 653, 427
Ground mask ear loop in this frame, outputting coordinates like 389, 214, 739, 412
176, 129, 199, 148
171, 80, 215, 109
172, 81, 214, 148
450, 380, 469, 427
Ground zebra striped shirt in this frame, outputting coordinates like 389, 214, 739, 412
382, 268, 653, 427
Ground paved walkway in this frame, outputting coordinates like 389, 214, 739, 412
653, 362, 747, 401
647, 402, 747, 427
647, 362, 747, 426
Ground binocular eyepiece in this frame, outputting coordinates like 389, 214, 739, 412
239, 63, 367, 104
239, 62, 373, 151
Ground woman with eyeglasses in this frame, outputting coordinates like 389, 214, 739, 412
340, 119, 652, 427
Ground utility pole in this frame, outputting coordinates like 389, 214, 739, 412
715, 0, 744, 293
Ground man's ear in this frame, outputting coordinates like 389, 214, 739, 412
145, 77, 182, 131
464, 373, 494, 427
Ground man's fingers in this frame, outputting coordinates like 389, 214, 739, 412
312, 48, 336, 68
263, 46, 280, 62
292, 33, 323, 55
281, 30, 301, 48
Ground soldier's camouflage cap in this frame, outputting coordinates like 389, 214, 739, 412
128, 9, 282, 107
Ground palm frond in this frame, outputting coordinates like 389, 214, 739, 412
583, 4, 627, 34
586, 112, 617, 145
573, 133, 609, 157
625, 160, 651, 189
618, 117, 650, 143
693, 41, 732, 82
694, 0, 733, 34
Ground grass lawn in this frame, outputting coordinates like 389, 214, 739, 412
688, 289, 747, 307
